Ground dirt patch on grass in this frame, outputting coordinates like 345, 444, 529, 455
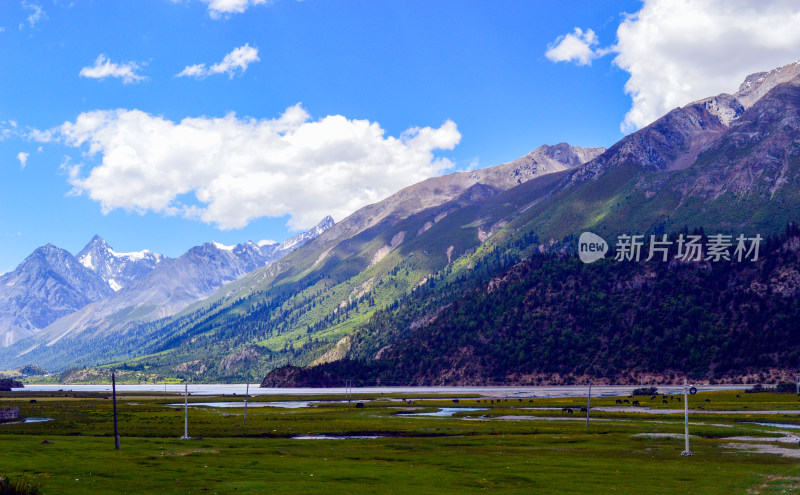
722, 442, 800, 458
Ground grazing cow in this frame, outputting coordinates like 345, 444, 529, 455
580, 407, 587, 412
616, 399, 623, 404
623, 399, 630, 404
663, 400, 668, 404
736, 394, 741, 398
632, 400, 640, 406
676, 397, 681, 402
704, 398, 711, 402
563, 408, 573, 414
650, 396, 656, 400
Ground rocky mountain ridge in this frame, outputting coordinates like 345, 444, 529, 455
77, 235, 166, 291
0, 244, 113, 346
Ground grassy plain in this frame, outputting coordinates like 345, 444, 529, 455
1, 389, 800, 494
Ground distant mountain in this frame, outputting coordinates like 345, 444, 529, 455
0, 244, 112, 346
18, 216, 335, 351
77, 235, 166, 291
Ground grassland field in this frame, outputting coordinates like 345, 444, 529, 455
1, 389, 800, 494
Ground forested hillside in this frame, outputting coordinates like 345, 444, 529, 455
263, 225, 800, 386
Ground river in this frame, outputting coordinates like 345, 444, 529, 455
12, 384, 746, 397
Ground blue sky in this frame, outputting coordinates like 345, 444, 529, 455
2, 0, 800, 271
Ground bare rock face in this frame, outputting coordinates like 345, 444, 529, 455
735, 60, 800, 108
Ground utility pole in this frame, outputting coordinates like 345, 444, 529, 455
112, 372, 120, 450
243, 383, 250, 426
181, 383, 191, 440
681, 379, 693, 456
586, 382, 592, 427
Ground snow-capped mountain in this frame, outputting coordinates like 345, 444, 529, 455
77, 235, 166, 291
29, 216, 336, 346
0, 244, 113, 346
271, 215, 335, 259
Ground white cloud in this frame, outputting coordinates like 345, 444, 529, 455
613, 0, 800, 132
17, 152, 29, 168
178, 44, 259, 79
545, 0, 800, 133
80, 54, 146, 84
20, 2, 45, 29
545, 28, 602, 66
58, 104, 461, 230
27, 127, 55, 142
200, 0, 268, 19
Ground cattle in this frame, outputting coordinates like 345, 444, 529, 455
632, 400, 640, 406
663, 400, 668, 404
615, 399, 623, 404
623, 399, 631, 404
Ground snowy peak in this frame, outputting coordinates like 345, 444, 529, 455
76, 235, 166, 291
275, 216, 335, 254
0, 242, 112, 346
205, 216, 336, 268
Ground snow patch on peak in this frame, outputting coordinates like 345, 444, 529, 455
79, 253, 95, 270
108, 248, 157, 262
258, 240, 277, 247
108, 279, 122, 292
212, 242, 235, 251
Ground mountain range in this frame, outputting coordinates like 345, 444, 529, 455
2, 61, 800, 385
0, 216, 333, 350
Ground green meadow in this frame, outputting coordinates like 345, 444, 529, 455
1, 389, 800, 494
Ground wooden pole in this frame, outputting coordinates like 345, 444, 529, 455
243, 383, 249, 426
585, 382, 592, 427
112, 372, 120, 450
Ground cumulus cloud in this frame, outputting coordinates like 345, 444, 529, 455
58, 104, 460, 230
545, 28, 602, 66
17, 152, 29, 168
200, 0, 268, 19
546, 0, 800, 132
80, 54, 146, 84
177, 44, 259, 79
